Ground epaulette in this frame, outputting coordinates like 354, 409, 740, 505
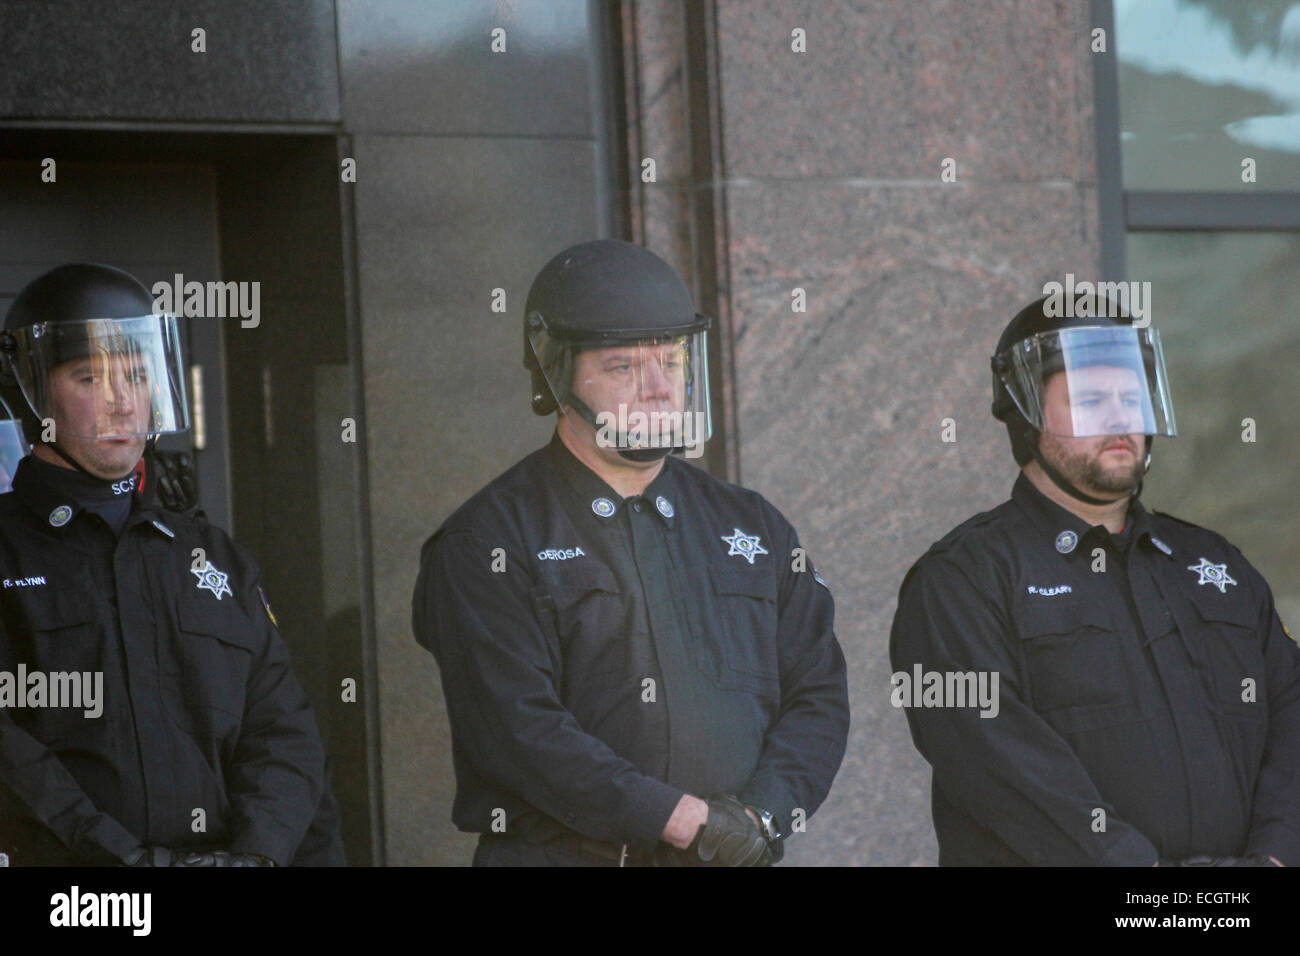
1150, 509, 1209, 532
1149, 510, 1240, 557
925, 505, 1005, 557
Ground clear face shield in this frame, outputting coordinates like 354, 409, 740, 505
528, 318, 713, 459
5, 314, 190, 440
994, 325, 1177, 438
0, 395, 29, 494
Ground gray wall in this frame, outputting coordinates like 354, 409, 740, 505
336, 0, 614, 865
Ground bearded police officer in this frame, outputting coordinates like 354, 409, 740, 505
0, 263, 344, 866
890, 294, 1300, 866
412, 239, 849, 866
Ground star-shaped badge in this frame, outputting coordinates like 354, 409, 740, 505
1187, 557, 1236, 594
192, 562, 234, 601
721, 528, 768, 565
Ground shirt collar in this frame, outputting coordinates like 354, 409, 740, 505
1010, 472, 1174, 561
1128, 500, 1175, 558
544, 432, 678, 527
11, 455, 93, 530
10, 454, 173, 539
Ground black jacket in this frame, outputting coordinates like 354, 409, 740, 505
412, 434, 849, 853
0, 456, 343, 865
891, 474, 1300, 865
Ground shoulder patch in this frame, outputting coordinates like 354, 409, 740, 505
257, 586, 279, 629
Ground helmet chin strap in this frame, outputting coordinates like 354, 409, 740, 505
1030, 434, 1141, 508
1132, 445, 1152, 502
562, 394, 674, 463
618, 447, 673, 463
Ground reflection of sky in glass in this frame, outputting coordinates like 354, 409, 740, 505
1225, 112, 1300, 151
1116, 0, 1300, 109
1115, 0, 1300, 169
1127, 232, 1300, 623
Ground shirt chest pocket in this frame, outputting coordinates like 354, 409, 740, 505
1016, 599, 1136, 718
533, 566, 627, 692
701, 565, 780, 698
1181, 590, 1266, 717
166, 596, 261, 723
2, 586, 102, 674
1, 587, 102, 740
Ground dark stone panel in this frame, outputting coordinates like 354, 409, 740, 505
351, 134, 600, 864
338, 0, 593, 136
0, 0, 339, 122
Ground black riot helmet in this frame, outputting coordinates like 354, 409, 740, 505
1, 263, 190, 475
991, 293, 1177, 505
523, 239, 712, 461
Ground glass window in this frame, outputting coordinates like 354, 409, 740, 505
1127, 232, 1300, 625
1116, 0, 1300, 191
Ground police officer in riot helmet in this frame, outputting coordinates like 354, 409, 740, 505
414, 239, 849, 866
0, 263, 344, 866
889, 292, 1299, 866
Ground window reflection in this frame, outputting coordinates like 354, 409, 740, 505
1116, 0, 1300, 190
1128, 231, 1300, 626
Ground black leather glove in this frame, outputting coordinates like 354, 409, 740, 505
123, 846, 275, 867
173, 850, 276, 867
689, 794, 772, 867
1159, 855, 1279, 867
123, 846, 175, 867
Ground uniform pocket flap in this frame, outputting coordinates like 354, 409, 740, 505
177, 598, 260, 651
709, 564, 777, 603
1187, 589, 1256, 629
3, 585, 97, 631
545, 564, 620, 598
1017, 599, 1110, 639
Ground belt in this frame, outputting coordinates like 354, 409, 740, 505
557, 833, 658, 867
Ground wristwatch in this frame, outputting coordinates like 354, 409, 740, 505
748, 805, 782, 843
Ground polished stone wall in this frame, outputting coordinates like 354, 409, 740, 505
625, 0, 1104, 864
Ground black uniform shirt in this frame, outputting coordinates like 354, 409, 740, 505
0, 456, 333, 865
412, 434, 849, 852
890, 473, 1300, 865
